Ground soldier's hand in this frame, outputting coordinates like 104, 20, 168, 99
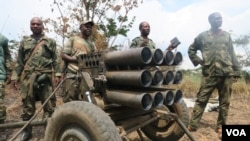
166, 43, 176, 50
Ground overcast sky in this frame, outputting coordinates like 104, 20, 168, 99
1, 0, 250, 70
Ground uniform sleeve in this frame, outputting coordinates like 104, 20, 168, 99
51, 40, 61, 77
188, 36, 203, 66
228, 35, 241, 76
130, 38, 138, 48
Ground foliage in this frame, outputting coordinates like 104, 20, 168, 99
233, 33, 250, 68
43, 0, 141, 50
8, 39, 20, 61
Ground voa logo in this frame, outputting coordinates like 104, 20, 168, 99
226, 129, 246, 136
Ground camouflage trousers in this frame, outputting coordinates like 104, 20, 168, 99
0, 81, 6, 121
20, 73, 56, 120
189, 76, 233, 130
62, 72, 88, 103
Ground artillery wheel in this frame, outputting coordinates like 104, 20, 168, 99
141, 99, 189, 141
44, 101, 122, 141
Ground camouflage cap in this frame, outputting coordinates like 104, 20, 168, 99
80, 21, 94, 28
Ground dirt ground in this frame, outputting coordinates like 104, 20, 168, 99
2, 84, 250, 141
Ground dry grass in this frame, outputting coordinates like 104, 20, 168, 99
230, 81, 250, 113
179, 74, 201, 97
232, 80, 250, 95
180, 73, 250, 98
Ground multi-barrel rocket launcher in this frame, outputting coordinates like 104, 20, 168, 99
40, 37, 196, 141
49, 37, 196, 141
77, 44, 184, 111
0, 37, 195, 141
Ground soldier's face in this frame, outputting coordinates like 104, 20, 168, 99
140, 23, 150, 36
211, 13, 222, 28
30, 19, 44, 35
81, 24, 93, 37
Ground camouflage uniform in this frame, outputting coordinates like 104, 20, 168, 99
11, 34, 61, 120
130, 36, 156, 49
188, 30, 241, 130
0, 34, 11, 122
62, 36, 96, 102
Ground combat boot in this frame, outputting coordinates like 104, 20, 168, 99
20, 126, 32, 141
0, 120, 6, 141
187, 125, 197, 132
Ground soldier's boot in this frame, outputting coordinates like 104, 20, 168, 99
20, 126, 32, 141
187, 125, 197, 132
0, 120, 6, 141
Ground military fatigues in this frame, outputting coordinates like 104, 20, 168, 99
188, 30, 241, 130
62, 36, 96, 102
130, 36, 156, 49
0, 34, 11, 123
11, 34, 61, 120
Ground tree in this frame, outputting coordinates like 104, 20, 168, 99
233, 33, 250, 83
8, 39, 21, 59
233, 33, 250, 68
43, 0, 142, 50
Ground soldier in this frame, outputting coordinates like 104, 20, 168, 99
61, 20, 96, 102
130, 21, 176, 50
0, 33, 12, 141
130, 21, 156, 49
187, 12, 241, 139
11, 17, 61, 141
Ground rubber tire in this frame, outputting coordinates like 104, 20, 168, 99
44, 101, 122, 141
141, 99, 189, 141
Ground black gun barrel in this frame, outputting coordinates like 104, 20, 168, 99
162, 50, 174, 65
150, 91, 164, 108
162, 70, 174, 85
173, 89, 183, 103
105, 70, 152, 87
173, 70, 183, 84
150, 70, 164, 86
105, 47, 152, 66
106, 90, 153, 111
150, 48, 164, 65
173, 51, 183, 65
162, 90, 174, 106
